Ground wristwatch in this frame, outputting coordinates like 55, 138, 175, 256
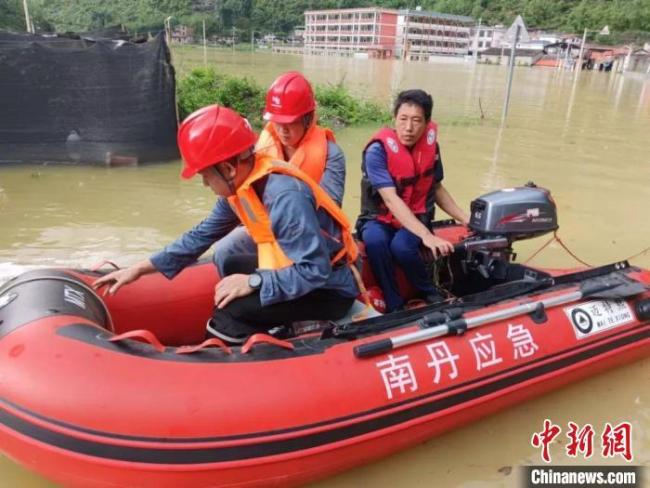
248, 272, 262, 290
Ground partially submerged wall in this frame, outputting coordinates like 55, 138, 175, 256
0, 32, 179, 165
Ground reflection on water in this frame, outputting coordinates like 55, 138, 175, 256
1, 51, 649, 486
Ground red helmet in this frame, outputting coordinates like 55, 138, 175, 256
178, 105, 256, 179
263, 71, 316, 124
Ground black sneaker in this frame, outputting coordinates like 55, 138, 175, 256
205, 319, 248, 344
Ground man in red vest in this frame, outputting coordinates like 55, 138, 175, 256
357, 89, 469, 313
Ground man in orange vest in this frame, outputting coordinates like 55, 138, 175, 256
357, 89, 469, 313
212, 71, 346, 278
93, 105, 359, 344
258, 71, 344, 202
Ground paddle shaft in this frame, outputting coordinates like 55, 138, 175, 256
354, 281, 616, 358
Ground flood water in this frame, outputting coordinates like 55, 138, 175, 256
1, 48, 649, 486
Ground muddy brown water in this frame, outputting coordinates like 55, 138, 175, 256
1, 49, 649, 486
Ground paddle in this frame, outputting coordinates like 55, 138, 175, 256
354, 274, 645, 359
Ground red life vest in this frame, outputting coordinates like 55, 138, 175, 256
359, 121, 439, 228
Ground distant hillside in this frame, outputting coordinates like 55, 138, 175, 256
2, 0, 649, 43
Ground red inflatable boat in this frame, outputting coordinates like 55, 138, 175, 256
1, 186, 649, 487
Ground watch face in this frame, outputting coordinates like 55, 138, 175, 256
249, 273, 262, 289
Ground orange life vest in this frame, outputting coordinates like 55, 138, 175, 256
255, 121, 335, 183
227, 155, 358, 270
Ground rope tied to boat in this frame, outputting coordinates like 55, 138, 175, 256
623, 245, 650, 262
523, 230, 592, 267
524, 231, 650, 267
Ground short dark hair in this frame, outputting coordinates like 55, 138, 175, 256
393, 89, 433, 121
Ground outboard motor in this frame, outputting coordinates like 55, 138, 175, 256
468, 182, 558, 240
455, 182, 558, 280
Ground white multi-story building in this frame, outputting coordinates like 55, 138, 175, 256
304, 7, 474, 59
304, 7, 398, 58
470, 25, 506, 53
396, 9, 474, 60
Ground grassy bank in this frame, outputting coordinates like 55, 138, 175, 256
176, 67, 391, 128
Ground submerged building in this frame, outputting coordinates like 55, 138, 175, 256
304, 7, 473, 59
395, 9, 473, 60
303, 7, 398, 58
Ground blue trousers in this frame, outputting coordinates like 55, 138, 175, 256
212, 226, 256, 277
362, 220, 438, 312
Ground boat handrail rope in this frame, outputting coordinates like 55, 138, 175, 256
109, 329, 165, 353
90, 260, 120, 272
241, 333, 294, 354
176, 338, 232, 355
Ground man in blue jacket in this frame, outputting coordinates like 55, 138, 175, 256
94, 105, 358, 343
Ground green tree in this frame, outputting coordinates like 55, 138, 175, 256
6, 0, 649, 41
0, 0, 25, 31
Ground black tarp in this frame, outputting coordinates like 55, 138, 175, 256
0, 31, 179, 165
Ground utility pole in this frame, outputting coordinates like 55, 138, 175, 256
473, 17, 482, 62
575, 26, 608, 75
202, 20, 207, 67
164, 16, 173, 46
501, 24, 520, 121
575, 27, 587, 72
232, 26, 236, 52
402, 14, 409, 61
22, 0, 34, 34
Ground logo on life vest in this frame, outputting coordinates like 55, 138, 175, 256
427, 129, 436, 145
387, 137, 399, 154
271, 95, 282, 107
